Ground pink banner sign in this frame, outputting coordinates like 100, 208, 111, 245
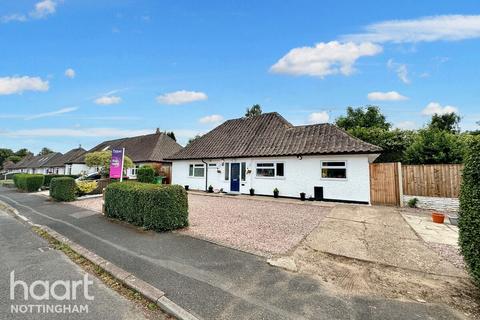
109, 148, 124, 179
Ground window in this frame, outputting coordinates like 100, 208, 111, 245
224, 162, 230, 180
256, 162, 284, 178
131, 165, 139, 176
321, 161, 347, 179
208, 163, 217, 167
241, 162, 246, 181
189, 164, 205, 177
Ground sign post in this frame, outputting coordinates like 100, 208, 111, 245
109, 148, 125, 181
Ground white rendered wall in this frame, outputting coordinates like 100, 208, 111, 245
172, 154, 372, 203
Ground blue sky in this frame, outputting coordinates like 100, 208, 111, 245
1, 0, 479, 153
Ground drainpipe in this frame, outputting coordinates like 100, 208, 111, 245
201, 159, 208, 191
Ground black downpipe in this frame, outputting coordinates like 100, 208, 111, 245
201, 159, 208, 191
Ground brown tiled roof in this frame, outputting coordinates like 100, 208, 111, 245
167, 112, 382, 160
16, 152, 62, 169
46, 147, 86, 167
70, 132, 183, 164
2, 160, 16, 170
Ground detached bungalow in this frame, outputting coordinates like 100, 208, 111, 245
13, 152, 62, 175
167, 112, 382, 203
67, 130, 183, 181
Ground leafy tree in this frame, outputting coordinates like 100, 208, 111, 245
38, 147, 54, 156
335, 106, 391, 130
428, 112, 461, 133
187, 135, 202, 146
348, 127, 415, 162
84, 150, 133, 178
6, 155, 22, 163
245, 104, 262, 117
403, 129, 464, 164
15, 148, 33, 158
0, 148, 14, 169
165, 131, 177, 141
458, 135, 480, 286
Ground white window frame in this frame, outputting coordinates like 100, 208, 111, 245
320, 160, 348, 180
255, 162, 285, 179
130, 165, 139, 177
189, 163, 205, 178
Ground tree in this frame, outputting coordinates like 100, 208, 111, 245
458, 135, 480, 286
38, 147, 54, 156
6, 155, 22, 163
403, 129, 464, 164
187, 135, 202, 146
0, 148, 14, 169
335, 106, 391, 130
15, 148, 33, 158
245, 104, 262, 117
84, 151, 133, 178
165, 131, 177, 141
428, 112, 461, 133
348, 127, 415, 163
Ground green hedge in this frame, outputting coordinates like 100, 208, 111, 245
137, 166, 155, 183
43, 174, 79, 187
13, 174, 44, 192
104, 182, 188, 231
459, 136, 480, 287
50, 177, 76, 202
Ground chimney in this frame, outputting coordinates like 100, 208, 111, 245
155, 128, 160, 134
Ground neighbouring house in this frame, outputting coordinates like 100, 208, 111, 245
12, 152, 62, 175
1, 160, 16, 174
167, 112, 382, 203
48, 147, 87, 175
67, 130, 183, 181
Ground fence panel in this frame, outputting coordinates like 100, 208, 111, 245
401, 164, 463, 198
369, 163, 400, 206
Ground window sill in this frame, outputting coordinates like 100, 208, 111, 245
255, 176, 286, 180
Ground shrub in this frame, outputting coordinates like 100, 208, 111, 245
137, 165, 156, 183
76, 180, 98, 196
459, 136, 480, 287
43, 174, 79, 187
104, 182, 188, 231
50, 177, 76, 202
407, 197, 419, 208
13, 174, 44, 192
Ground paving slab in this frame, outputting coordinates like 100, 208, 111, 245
402, 213, 459, 246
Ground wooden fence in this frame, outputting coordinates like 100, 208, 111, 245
402, 164, 463, 198
369, 163, 463, 206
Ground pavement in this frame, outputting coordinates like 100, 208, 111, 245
401, 212, 459, 246
0, 187, 464, 320
0, 209, 154, 320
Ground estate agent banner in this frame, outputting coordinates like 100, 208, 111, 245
109, 148, 125, 180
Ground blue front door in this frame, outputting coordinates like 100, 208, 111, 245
230, 163, 240, 192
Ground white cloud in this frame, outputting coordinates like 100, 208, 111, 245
367, 91, 408, 101
343, 15, 480, 43
94, 96, 122, 105
1, 128, 153, 138
387, 59, 410, 84
394, 121, 417, 130
270, 41, 382, 78
308, 111, 330, 124
199, 114, 224, 124
25, 107, 78, 120
156, 90, 208, 105
30, 0, 57, 19
0, 76, 49, 95
2, 0, 58, 23
64, 68, 75, 79
422, 102, 458, 116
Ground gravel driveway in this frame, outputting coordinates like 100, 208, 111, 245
179, 193, 331, 256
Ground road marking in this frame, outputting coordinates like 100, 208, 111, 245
0, 194, 306, 320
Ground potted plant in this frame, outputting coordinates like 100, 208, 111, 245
273, 188, 279, 198
432, 211, 445, 224
308, 196, 314, 201
208, 185, 214, 193
249, 188, 255, 196
184, 185, 189, 191
300, 192, 306, 201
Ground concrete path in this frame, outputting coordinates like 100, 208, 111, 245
0, 187, 463, 320
402, 213, 459, 246
300, 205, 465, 277
0, 210, 154, 320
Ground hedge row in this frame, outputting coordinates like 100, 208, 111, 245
104, 182, 188, 231
13, 174, 44, 192
137, 166, 155, 183
50, 177, 76, 202
43, 174, 79, 187
459, 136, 480, 287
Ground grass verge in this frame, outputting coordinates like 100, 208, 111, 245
32, 226, 172, 320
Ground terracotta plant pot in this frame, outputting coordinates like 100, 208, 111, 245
432, 212, 445, 224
